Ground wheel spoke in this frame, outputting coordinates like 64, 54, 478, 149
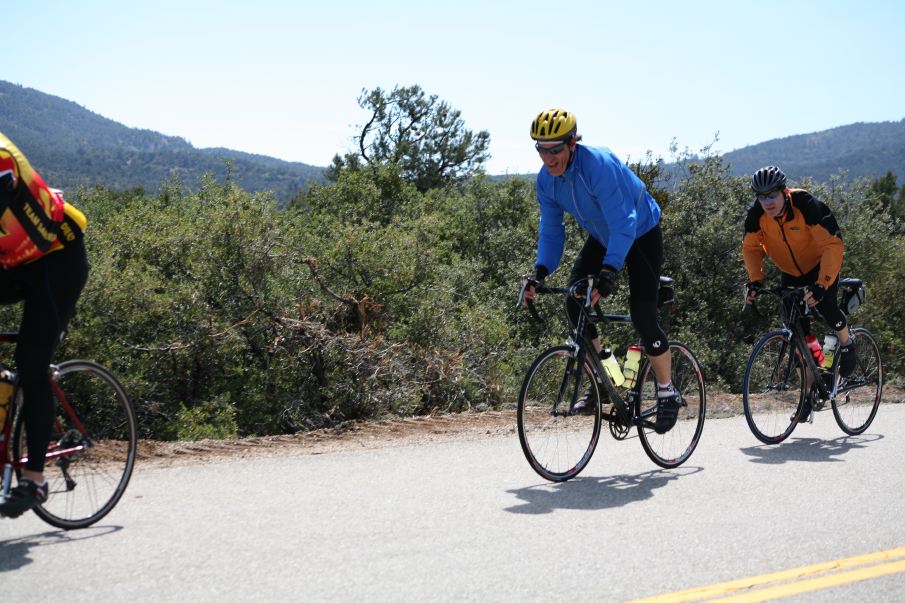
636, 342, 706, 468
518, 347, 600, 482
832, 328, 882, 435
14, 361, 136, 529
743, 332, 804, 444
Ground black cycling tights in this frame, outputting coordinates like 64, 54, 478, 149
566, 225, 669, 357
0, 240, 88, 472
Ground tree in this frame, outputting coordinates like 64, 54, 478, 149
338, 84, 490, 192
867, 171, 905, 230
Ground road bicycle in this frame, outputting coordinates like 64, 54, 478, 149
0, 332, 137, 529
741, 279, 882, 444
515, 274, 706, 482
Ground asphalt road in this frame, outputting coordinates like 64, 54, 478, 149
3, 404, 905, 601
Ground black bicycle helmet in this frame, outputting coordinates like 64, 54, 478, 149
751, 165, 787, 194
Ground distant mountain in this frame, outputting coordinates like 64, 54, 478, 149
687, 120, 905, 185
0, 81, 326, 205
3, 80, 902, 202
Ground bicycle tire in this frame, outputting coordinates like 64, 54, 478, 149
13, 360, 137, 530
517, 346, 601, 482
742, 331, 806, 444
832, 328, 882, 435
635, 342, 706, 468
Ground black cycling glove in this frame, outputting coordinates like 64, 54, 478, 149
745, 280, 763, 294
807, 283, 826, 303
533, 264, 549, 285
595, 268, 618, 297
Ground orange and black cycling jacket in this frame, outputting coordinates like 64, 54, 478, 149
0, 131, 87, 269
742, 189, 843, 286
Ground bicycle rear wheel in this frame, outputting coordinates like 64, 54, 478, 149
517, 346, 601, 482
635, 342, 706, 468
742, 331, 806, 444
832, 328, 882, 435
13, 360, 137, 530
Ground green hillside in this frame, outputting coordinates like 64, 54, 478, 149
0, 80, 325, 204
720, 120, 905, 182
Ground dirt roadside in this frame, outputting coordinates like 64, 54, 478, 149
137, 392, 747, 467
137, 409, 522, 468
137, 387, 904, 468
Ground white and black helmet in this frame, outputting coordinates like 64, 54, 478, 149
751, 165, 787, 194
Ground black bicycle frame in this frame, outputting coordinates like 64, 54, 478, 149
523, 276, 635, 426
775, 288, 833, 400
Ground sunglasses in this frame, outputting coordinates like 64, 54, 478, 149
755, 190, 782, 202
535, 141, 569, 156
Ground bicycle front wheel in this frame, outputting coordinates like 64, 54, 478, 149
517, 346, 601, 482
13, 360, 137, 530
742, 331, 806, 444
832, 328, 882, 435
636, 342, 706, 468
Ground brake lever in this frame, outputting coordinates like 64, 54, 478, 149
516, 278, 529, 310
517, 275, 547, 328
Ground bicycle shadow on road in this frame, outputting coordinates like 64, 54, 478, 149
504, 466, 702, 515
0, 525, 122, 572
740, 433, 882, 465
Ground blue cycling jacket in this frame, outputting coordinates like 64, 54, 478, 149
535, 144, 661, 273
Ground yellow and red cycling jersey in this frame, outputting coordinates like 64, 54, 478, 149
0, 131, 86, 269
742, 189, 843, 286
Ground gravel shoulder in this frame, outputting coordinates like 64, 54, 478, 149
137, 392, 749, 467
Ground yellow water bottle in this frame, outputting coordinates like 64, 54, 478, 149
821, 334, 838, 369
623, 346, 642, 389
600, 349, 625, 387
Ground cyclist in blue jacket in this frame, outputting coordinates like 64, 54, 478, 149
522, 109, 678, 433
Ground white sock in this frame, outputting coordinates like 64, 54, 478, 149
657, 382, 675, 398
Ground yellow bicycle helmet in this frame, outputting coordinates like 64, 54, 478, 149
530, 109, 577, 141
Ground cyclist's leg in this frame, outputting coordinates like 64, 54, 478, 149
815, 277, 845, 329
15, 241, 89, 477
625, 225, 669, 375
813, 277, 857, 375
566, 235, 606, 350
625, 226, 677, 432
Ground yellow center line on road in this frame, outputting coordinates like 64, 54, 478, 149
711, 559, 905, 602
628, 546, 905, 603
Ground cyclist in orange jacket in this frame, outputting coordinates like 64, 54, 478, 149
0, 131, 88, 517
742, 165, 858, 417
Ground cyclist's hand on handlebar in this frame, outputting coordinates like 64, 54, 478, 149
594, 267, 618, 299
744, 280, 763, 305
522, 266, 549, 304
523, 279, 538, 303
804, 283, 825, 307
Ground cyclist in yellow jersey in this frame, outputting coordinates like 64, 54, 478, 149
0, 131, 89, 517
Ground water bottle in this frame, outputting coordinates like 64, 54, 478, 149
0, 370, 14, 442
821, 334, 838, 368
600, 348, 625, 387
805, 334, 825, 365
623, 345, 642, 389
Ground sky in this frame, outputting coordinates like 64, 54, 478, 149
4, 0, 905, 175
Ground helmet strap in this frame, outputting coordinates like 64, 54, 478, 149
565, 136, 577, 168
